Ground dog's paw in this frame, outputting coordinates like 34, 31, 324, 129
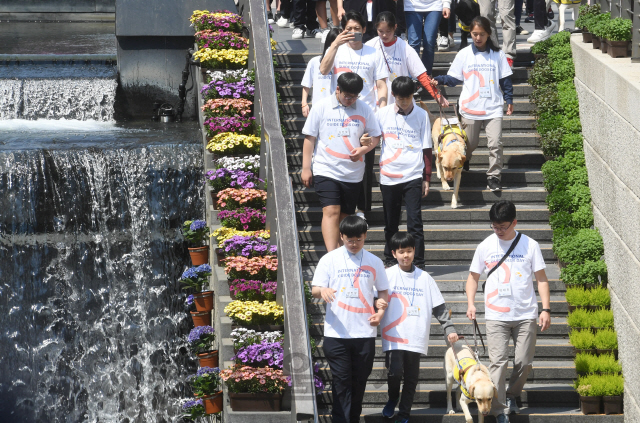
447, 408, 456, 415
442, 183, 451, 190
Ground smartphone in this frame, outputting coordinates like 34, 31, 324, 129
351, 32, 363, 42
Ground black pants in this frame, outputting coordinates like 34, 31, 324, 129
439, 0, 458, 36
380, 178, 425, 266
292, 0, 319, 30
386, 349, 422, 419
323, 337, 376, 423
280, 0, 292, 19
533, 0, 548, 30
396, 0, 407, 35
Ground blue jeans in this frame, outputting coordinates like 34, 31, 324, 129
405, 10, 442, 75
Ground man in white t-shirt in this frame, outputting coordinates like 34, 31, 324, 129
465, 200, 551, 423
319, 11, 389, 110
301, 72, 382, 251
376, 77, 432, 269
312, 216, 389, 423
378, 231, 458, 421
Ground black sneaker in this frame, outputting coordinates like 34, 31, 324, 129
516, 25, 529, 35
524, 13, 534, 23
463, 160, 470, 172
487, 177, 501, 192
267, 11, 274, 23
274, 12, 282, 21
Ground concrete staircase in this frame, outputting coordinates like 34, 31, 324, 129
271, 25, 623, 422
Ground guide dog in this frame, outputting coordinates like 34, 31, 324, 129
445, 343, 499, 423
455, 0, 481, 50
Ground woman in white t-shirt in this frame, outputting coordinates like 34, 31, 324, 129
434, 16, 513, 192
301, 28, 341, 118
365, 11, 449, 107
405, 0, 451, 75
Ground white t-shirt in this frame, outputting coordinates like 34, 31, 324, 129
469, 232, 546, 322
301, 55, 334, 104
380, 264, 445, 354
447, 45, 513, 120
376, 103, 432, 185
365, 37, 427, 104
302, 95, 381, 183
312, 246, 390, 339
332, 43, 389, 110
405, 0, 451, 12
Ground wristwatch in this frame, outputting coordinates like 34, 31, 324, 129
540, 308, 551, 314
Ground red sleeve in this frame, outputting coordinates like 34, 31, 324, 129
422, 148, 432, 182
417, 72, 440, 100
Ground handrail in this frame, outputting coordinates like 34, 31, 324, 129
240, 0, 318, 421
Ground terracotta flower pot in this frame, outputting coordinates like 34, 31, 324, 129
580, 395, 602, 414
193, 291, 214, 312
592, 37, 601, 49
189, 246, 210, 266
198, 350, 219, 368
203, 391, 224, 414
228, 392, 282, 412
191, 310, 212, 327
603, 395, 623, 414
582, 32, 593, 43
608, 40, 631, 58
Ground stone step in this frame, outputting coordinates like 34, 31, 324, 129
297, 223, 552, 244
290, 169, 544, 188
294, 204, 551, 227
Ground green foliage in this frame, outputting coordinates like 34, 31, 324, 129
568, 308, 591, 328
553, 226, 579, 248
555, 228, 604, 264
565, 286, 590, 306
561, 260, 608, 285
591, 309, 614, 328
586, 12, 611, 33
546, 188, 572, 213
605, 17, 632, 41
568, 184, 592, 211
562, 116, 583, 134
594, 328, 618, 350
550, 210, 573, 230
575, 374, 609, 396
575, 4, 601, 29
568, 167, 589, 187
531, 30, 572, 54
551, 58, 575, 83
572, 204, 595, 228
529, 58, 555, 87
574, 352, 594, 373
575, 353, 622, 375
570, 328, 595, 349
548, 44, 573, 61
589, 286, 611, 307
539, 128, 563, 157
536, 112, 564, 136
601, 374, 624, 396
561, 133, 584, 153
564, 150, 587, 168
529, 83, 559, 114
591, 19, 609, 38
558, 81, 580, 120
542, 159, 569, 193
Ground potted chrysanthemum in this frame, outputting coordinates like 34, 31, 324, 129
188, 325, 219, 368
220, 366, 289, 412
183, 220, 210, 265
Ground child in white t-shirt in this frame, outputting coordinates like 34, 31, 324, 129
312, 215, 390, 423
377, 231, 458, 421
301, 28, 341, 118
433, 16, 513, 192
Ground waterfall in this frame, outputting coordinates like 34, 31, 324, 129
0, 141, 204, 421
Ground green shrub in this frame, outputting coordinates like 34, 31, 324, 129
561, 260, 607, 285
542, 160, 570, 193
536, 112, 564, 136
601, 374, 624, 396
561, 133, 584, 153
592, 354, 621, 374
575, 352, 596, 373
575, 4, 601, 29
546, 188, 572, 213
570, 328, 596, 349
563, 151, 586, 169
548, 44, 573, 61
566, 287, 590, 306
550, 210, 573, 230
591, 309, 614, 328
572, 204, 595, 229
589, 286, 611, 307
553, 226, 579, 251
568, 167, 589, 187
531, 31, 571, 54
551, 58, 575, 83
568, 184, 592, 211
555, 228, 604, 264
586, 12, 611, 33
558, 82, 580, 119
575, 374, 608, 396
594, 328, 618, 350
605, 17, 632, 41
591, 20, 609, 38
562, 116, 583, 134
529, 58, 555, 87
539, 128, 564, 157
568, 308, 592, 328
530, 83, 559, 113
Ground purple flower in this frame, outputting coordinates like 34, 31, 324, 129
188, 325, 215, 344
190, 219, 207, 231
182, 398, 204, 410
186, 294, 194, 306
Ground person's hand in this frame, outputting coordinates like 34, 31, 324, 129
302, 103, 310, 118
320, 287, 337, 303
360, 132, 372, 147
506, 103, 514, 116
349, 146, 367, 162
375, 298, 388, 310
368, 311, 384, 326
422, 180, 430, 198
301, 168, 313, 188
539, 310, 551, 331
333, 29, 356, 48
466, 304, 477, 320
447, 332, 459, 344
437, 95, 450, 108
443, 7, 450, 18
338, 7, 346, 21
430, 78, 439, 86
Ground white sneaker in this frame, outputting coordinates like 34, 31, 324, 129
448, 35, 456, 48
527, 20, 556, 43
276, 16, 289, 27
315, 28, 329, 39
289, 21, 295, 28
320, 28, 330, 43
292, 28, 305, 39
437, 35, 449, 51
496, 13, 502, 24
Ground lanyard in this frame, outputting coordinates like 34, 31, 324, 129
398, 265, 417, 306
347, 44, 364, 75
343, 249, 364, 287
378, 36, 397, 74
393, 108, 410, 142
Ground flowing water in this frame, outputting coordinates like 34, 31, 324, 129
0, 62, 204, 422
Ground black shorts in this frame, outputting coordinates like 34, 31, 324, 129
314, 175, 361, 215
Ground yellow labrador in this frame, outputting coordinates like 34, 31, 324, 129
445, 343, 498, 423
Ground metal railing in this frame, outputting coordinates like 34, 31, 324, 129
590, 0, 640, 61
239, 0, 318, 420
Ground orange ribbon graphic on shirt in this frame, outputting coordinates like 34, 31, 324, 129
485, 260, 511, 313
337, 265, 376, 314
381, 293, 410, 344
325, 115, 366, 162
461, 70, 488, 116
379, 133, 404, 178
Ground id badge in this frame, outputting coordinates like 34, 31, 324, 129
389, 72, 398, 82
479, 87, 491, 98
498, 284, 512, 297
389, 139, 403, 149
345, 287, 359, 298
338, 128, 350, 136
407, 306, 420, 316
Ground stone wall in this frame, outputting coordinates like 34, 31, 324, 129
0, 0, 114, 13
572, 34, 640, 421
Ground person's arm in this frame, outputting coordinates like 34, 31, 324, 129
336, 0, 345, 21
499, 76, 514, 115
465, 271, 481, 320
416, 72, 449, 107
433, 303, 459, 344
369, 289, 389, 326
376, 79, 388, 108
422, 148, 432, 197
302, 135, 316, 187
535, 269, 551, 331
320, 30, 354, 75
312, 285, 338, 303
434, 75, 463, 87
301, 87, 310, 118
349, 135, 380, 162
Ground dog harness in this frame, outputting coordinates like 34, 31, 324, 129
457, 0, 479, 32
437, 124, 468, 169
454, 357, 478, 399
